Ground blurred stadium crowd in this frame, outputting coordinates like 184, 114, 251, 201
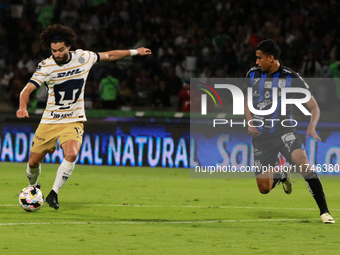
0, 0, 340, 112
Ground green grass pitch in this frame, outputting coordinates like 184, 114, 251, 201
0, 162, 339, 254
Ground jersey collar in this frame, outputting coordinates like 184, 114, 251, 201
269, 64, 283, 75
64, 52, 72, 64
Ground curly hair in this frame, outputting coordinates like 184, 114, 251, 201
39, 24, 76, 49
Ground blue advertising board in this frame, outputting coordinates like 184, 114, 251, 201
1, 120, 340, 175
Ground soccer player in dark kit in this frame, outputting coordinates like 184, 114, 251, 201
245, 39, 334, 224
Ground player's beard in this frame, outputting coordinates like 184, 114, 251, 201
53, 53, 69, 65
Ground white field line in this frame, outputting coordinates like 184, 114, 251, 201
2, 203, 340, 211
0, 218, 320, 226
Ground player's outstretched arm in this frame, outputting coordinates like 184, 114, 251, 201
16, 83, 37, 118
305, 95, 321, 141
98, 47, 152, 61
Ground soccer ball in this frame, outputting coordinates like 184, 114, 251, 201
18, 187, 44, 212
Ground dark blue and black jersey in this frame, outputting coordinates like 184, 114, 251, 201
245, 65, 310, 136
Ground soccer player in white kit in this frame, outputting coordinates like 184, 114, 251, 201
16, 24, 151, 209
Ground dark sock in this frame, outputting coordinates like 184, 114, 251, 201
304, 172, 329, 215
271, 172, 285, 189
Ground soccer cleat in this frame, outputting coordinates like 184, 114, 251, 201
282, 167, 293, 194
29, 182, 41, 189
320, 213, 335, 224
46, 190, 59, 210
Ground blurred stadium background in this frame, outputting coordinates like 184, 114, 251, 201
0, 1, 340, 254
1, 0, 340, 169
1, 0, 340, 113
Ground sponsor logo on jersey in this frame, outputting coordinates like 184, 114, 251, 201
50, 111, 74, 118
264, 91, 270, 98
253, 90, 260, 97
264, 81, 272, 88
257, 100, 271, 110
57, 68, 82, 78
278, 79, 286, 88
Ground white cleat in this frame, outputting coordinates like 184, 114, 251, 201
320, 213, 335, 224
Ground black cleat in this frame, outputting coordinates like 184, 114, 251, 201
35, 182, 41, 189
46, 190, 59, 210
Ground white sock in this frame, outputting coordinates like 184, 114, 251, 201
52, 159, 75, 194
26, 164, 41, 187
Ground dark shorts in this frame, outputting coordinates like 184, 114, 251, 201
252, 130, 304, 176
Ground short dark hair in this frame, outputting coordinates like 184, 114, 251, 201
39, 24, 76, 49
256, 39, 281, 59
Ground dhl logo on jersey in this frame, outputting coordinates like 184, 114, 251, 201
57, 68, 82, 78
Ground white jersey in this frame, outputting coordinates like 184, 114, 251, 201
30, 49, 99, 124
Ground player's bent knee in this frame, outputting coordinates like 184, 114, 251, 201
28, 152, 45, 168
28, 162, 40, 168
257, 181, 272, 194
28, 157, 41, 168
257, 184, 271, 194
64, 153, 78, 162
256, 176, 272, 194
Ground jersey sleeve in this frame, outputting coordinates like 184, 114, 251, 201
29, 61, 49, 88
244, 67, 256, 94
288, 72, 311, 99
293, 72, 310, 90
87, 50, 100, 65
